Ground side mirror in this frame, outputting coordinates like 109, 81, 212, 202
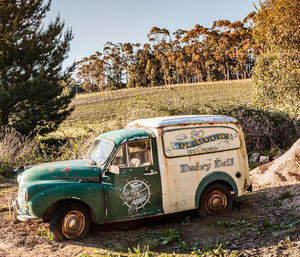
109, 165, 120, 175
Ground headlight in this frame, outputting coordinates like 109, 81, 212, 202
17, 173, 24, 185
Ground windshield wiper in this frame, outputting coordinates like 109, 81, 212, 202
86, 158, 97, 165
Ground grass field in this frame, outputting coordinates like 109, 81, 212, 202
56, 79, 253, 137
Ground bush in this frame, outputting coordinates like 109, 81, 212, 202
0, 126, 95, 177
252, 0, 300, 112
0, 126, 35, 176
202, 105, 300, 152
153, 99, 299, 152
252, 50, 300, 112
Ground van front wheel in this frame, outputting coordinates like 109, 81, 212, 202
50, 202, 91, 241
197, 183, 233, 217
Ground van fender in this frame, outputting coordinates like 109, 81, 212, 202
194, 171, 238, 208
28, 182, 105, 224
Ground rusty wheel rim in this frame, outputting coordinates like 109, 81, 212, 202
62, 210, 85, 239
205, 190, 227, 215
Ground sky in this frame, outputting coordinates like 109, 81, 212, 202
45, 0, 260, 69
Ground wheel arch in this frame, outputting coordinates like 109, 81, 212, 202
42, 198, 96, 223
194, 171, 238, 208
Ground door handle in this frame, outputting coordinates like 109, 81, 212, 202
144, 170, 158, 176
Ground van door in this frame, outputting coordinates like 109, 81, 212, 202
102, 138, 163, 221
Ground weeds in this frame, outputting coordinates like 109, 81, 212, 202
217, 218, 254, 228
36, 229, 53, 240
259, 211, 300, 238
128, 245, 154, 257
192, 242, 242, 257
264, 190, 295, 208
180, 216, 191, 226
156, 229, 181, 245
279, 191, 294, 200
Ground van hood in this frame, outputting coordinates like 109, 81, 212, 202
18, 159, 100, 185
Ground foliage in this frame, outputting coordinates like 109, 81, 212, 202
36, 229, 53, 240
59, 80, 299, 153
0, 125, 94, 177
0, 0, 75, 136
279, 191, 294, 201
75, 13, 257, 92
128, 245, 154, 257
0, 126, 34, 176
252, 0, 300, 112
192, 242, 242, 257
156, 229, 181, 245
202, 105, 300, 152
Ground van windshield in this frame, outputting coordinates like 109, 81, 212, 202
86, 139, 115, 165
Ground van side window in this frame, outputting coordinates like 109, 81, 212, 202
128, 140, 152, 167
111, 145, 127, 167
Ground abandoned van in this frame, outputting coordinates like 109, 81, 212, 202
13, 115, 251, 240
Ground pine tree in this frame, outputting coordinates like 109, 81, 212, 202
0, 0, 74, 135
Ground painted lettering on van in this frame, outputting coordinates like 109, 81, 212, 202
180, 158, 234, 173
187, 146, 218, 155
180, 163, 212, 172
215, 158, 234, 168
172, 133, 233, 150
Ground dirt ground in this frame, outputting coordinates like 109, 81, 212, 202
0, 178, 299, 257
1, 141, 300, 257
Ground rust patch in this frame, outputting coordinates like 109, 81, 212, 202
60, 167, 71, 176
48, 168, 55, 171
275, 172, 287, 181
259, 163, 271, 174
288, 172, 300, 182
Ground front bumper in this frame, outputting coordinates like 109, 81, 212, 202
11, 199, 42, 223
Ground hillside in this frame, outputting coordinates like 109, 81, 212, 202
56, 80, 252, 137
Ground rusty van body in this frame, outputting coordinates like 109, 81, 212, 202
13, 115, 251, 240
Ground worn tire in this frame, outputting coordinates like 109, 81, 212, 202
50, 202, 91, 241
197, 183, 233, 217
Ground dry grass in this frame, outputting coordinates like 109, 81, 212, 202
0, 127, 35, 175
0, 127, 34, 162
55, 80, 252, 137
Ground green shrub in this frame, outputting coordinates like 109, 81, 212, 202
199, 104, 300, 152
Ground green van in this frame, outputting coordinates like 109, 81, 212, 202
13, 115, 251, 240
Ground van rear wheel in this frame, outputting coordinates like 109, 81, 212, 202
50, 202, 90, 241
197, 183, 233, 217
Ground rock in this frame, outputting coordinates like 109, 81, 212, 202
259, 155, 270, 163
249, 153, 260, 162
250, 139, 300, 189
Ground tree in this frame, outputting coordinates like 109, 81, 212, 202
76, 52, 106, 92
252, 0, 300, 112
75, 14, 257, 89
0, 0, 74, 135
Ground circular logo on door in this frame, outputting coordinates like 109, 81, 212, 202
120, 180, 151, 215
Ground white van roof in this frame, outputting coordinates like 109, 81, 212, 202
127, 115, 238, 128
